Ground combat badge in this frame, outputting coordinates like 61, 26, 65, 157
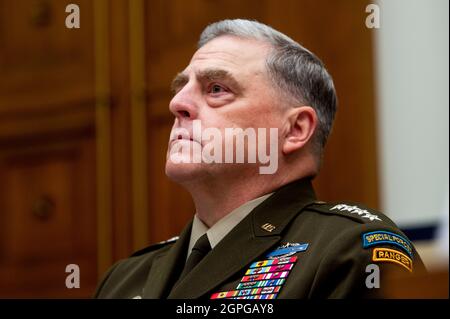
266, 242, 309, 259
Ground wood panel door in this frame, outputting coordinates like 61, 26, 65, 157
0, 0, 97, 297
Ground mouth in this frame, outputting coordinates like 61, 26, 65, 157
170, 135, 200, 146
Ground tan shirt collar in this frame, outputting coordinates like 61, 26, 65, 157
187, 193, 273, 259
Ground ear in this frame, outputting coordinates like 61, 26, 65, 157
282, 106, 318, 155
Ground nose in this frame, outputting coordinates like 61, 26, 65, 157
169, 85, 199, 121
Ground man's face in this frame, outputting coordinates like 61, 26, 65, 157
165, 35, 284, 183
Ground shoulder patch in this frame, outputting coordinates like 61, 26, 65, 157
372, 247, 413, 272
362, 230, 413, 257
130, 236, 179, 257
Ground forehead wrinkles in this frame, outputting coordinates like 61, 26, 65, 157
190, 38, 271, 73
188, 54, 268, 84
190, 49, 241, 67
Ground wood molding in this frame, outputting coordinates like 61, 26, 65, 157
129, 0, 149, 251
94, 0, 113, 277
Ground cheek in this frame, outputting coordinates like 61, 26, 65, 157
217, 106, 273, 128
201, 94, 282, 131
205, 95, 236, 108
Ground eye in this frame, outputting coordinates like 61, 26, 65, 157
209, 84, 227, 94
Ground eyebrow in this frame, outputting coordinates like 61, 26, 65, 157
170, 68, 243, 94
171, 73, 189, 94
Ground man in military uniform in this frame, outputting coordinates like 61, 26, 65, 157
95, 19, 426, 299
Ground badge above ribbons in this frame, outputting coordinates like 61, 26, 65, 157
266, 243, 309, 259
210, 242, 309, 300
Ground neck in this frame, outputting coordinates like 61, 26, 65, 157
178, 156, 317, 227
185, 174, 281, 227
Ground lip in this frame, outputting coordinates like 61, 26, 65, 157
170, 137, 201, 146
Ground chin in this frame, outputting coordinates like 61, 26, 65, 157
165, 161, 207, 183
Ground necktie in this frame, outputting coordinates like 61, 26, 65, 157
178, 233, 211, 282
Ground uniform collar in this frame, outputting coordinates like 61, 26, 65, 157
252, 177, 317, 237
188, 193, 273, 259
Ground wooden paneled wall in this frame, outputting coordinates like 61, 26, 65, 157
0, 0, 97, 297
0, 0, 378, 297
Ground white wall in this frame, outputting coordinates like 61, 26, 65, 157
374, 0, 449, 229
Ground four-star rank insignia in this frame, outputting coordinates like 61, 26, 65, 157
210, 243, 309, 299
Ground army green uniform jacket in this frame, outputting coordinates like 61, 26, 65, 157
95, 178, 425, 299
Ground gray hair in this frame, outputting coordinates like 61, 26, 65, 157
198, 19, 337, 155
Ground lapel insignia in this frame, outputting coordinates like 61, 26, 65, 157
261, 223, 276, 232
210, 243, 309, 299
